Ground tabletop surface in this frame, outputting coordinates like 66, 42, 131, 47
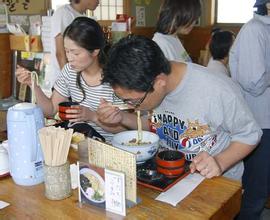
0, 149, 242, 220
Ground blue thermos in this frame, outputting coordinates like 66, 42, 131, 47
7, 103, 44, 186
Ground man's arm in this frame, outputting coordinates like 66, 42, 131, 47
190, 142, 256, 178
55, 34, 68, 69
230, 23, 270, 97
97, 99, 150, 132
214, 141, 256, 173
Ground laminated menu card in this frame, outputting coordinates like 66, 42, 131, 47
87, 138, 137, 203
78, 162, 106, 209
78, 161, 126, 216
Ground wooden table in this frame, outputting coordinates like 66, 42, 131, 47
0, 149, 242, 220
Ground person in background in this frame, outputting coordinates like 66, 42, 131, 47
97, 35, 262, 181
49, 0, 99, 90
198, 27, 221, 66
152, 0, 201, 62
229, 0, 270, 219
16, 17, 125, 142
207, 30, 235, 77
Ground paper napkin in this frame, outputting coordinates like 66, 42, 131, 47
0, 200, 10, 209
155, 173, 205, 206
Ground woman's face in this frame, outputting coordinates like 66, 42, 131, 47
64, 37, 96, 72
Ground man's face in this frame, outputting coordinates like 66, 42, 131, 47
81, 0, 99, 11
267, 2, 270, 12
113, 83, 166, 111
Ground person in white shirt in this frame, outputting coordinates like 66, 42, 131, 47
152, 0, 201, 62
207, 30, 235, 77
229, 0, 270, 219
48, 0, 99, 90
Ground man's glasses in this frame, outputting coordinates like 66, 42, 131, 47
114, 83, 153, 108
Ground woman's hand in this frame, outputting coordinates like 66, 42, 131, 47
189, 151, 223, 178
16, 65, 32, 87
97, 98, 123, 125
64, 105, 97, 123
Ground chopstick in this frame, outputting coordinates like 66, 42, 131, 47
38, 127, 74, 166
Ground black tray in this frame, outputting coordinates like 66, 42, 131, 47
137, 158, 190, 192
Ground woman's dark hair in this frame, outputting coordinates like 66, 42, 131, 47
103, 35, 171, 92
63, 17, 106, 102
209, 30, 235, 60
156, 0, 201, 34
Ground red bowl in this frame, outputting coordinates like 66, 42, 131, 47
58, 112, 69, 121
58, 101, 79, 113
156, 166, 185, 177
58, 101, 79, 121
156, 150, 185, 177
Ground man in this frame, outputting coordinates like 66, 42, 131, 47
207, 30, 235, 77
98, 35, 262, 181
48, 0, 99, 89
229, 0, 270, 219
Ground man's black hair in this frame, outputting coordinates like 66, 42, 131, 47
102, 35, 171, 92
256, 4, 268, 15
209, 31, 235, 60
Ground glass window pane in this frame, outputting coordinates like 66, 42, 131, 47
102, 0, 109, 5
109, 7, 116, 20
108, 0, 115, 6
117, 0, 123, 6
116, 6, 123, 15
102, 6, 109, 20
94, 8, 101, 20
92, 0, 124, 20
217, 0, 256, 23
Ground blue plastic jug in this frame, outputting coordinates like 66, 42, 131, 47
7, 103, 44, 186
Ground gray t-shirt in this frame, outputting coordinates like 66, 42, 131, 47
151, 63, 262, 180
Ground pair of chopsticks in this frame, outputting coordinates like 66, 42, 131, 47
38, 127, 73, 166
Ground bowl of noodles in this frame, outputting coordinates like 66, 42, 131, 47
111, 130, 160, 164
79, 168, 105, 203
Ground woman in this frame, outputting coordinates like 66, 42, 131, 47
152, 0, 201, 62
16, 17, 124, 142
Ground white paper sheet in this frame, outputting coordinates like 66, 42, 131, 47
155, 173, 205, 206
0, 200, 10, 209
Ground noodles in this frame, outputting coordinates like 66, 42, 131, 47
121, 111, 149, 146
31, 71, 39, 104
137, 110, 143, 144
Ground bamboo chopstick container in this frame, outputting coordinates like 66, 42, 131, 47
44, 161, 72, 200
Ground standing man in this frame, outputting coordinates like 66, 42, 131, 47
229, 0, 270, 219
48, 0, 99, 90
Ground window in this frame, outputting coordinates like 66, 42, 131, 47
93, 0, 124, 20
216, 0, 256, 23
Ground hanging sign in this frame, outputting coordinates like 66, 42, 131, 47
0, 0, 47, 14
